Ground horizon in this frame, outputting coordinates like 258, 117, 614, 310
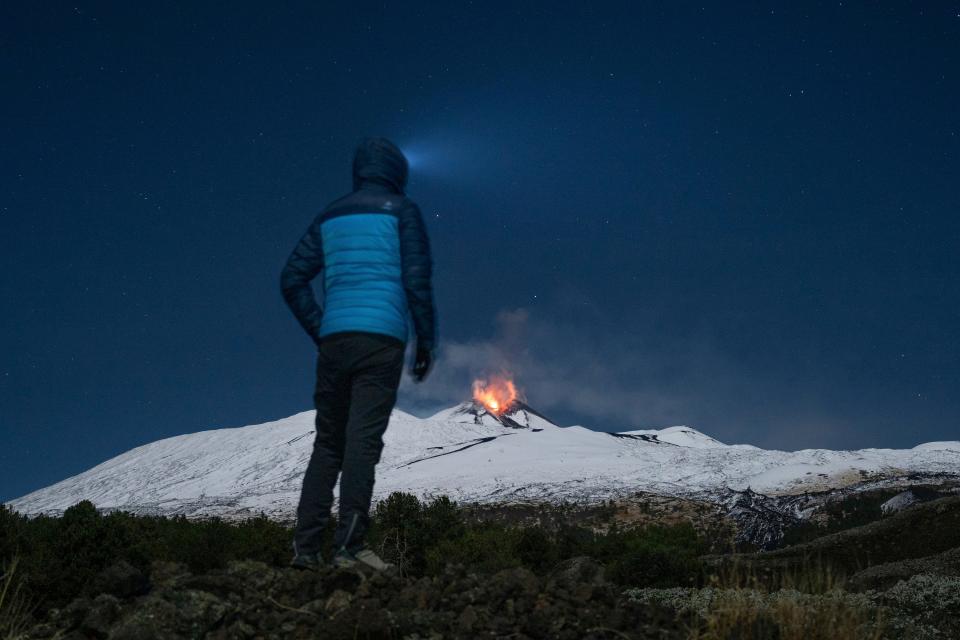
8, 395, 960, 504
3, 3, 959, 503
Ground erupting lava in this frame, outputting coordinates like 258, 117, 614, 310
472, 375, 519, 415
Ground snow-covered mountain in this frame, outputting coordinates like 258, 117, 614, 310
7, 401, 960, 546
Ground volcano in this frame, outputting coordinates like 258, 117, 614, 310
432, 399, 557, 430
7, 398, 960, 547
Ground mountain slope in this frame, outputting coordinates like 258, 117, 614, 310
9, 402, 960, 539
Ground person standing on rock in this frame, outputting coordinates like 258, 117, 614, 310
280, 137, 437, 571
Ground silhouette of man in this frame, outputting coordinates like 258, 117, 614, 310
281, 137, 436, 570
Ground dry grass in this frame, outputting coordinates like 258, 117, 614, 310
688, 588, 885, 640
679, 558, 886, 640
707, 552, 849, 594
626, 562, 886, 640
0, 557, 34, 640
377, 527, 412, 577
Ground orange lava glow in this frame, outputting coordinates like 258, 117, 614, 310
472, 376, 519, 415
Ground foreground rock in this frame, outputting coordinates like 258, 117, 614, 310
29, 558, 684, 640
26, 554, 960, 640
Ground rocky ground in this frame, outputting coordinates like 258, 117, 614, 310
26, 557, 686, 640
20, 549, 960, 640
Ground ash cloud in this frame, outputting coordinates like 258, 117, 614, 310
398, 307, 871, 450
400, 307, 749, 432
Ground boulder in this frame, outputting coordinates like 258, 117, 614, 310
89, 560, 149, 599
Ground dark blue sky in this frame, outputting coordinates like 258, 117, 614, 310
2, 2, 959, 502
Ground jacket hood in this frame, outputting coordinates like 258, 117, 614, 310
352, 137, 409, 193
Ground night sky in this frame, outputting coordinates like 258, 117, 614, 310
2, 2, 959, 502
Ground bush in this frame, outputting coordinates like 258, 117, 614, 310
0, 502, 292, 611
370, 493, 472, 576
2, 493, 708, 613
515, 526, 556, 571
426, 524, 523, 574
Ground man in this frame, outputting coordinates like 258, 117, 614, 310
280, 137, 436, 571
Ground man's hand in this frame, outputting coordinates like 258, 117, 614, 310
411, 346, 433, 383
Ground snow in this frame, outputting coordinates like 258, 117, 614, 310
617, 426, 728, 448
913, 441, 960, 452
6, 402, 960, 520
880, 490, 920, 515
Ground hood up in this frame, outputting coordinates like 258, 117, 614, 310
352, 137, 409, 193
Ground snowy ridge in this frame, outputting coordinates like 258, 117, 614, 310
8, 402, 960, 532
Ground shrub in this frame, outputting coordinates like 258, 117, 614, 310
595, 523, 706, 587
425, 523, 523, 574
882, 574, 960, 620
24, 501, 132, 606
608, 547, 697, 587
370, 493, 471, 576
515, 526, 555, 571
1, 493, 709, 612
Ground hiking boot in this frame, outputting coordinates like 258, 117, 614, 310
290, 552, 323, 572
331, 547, 395, 572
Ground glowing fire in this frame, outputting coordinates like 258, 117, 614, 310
472, 375, 518, 415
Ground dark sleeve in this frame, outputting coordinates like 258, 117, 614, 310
398, 200, 437, 350
280, 215, 325, 346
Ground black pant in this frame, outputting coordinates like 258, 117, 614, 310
293, 332, 405, 556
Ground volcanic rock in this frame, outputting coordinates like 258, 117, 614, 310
89, 559, 149, 599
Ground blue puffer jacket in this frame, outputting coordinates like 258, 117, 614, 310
280, 137, 436, 350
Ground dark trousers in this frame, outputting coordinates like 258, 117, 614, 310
293, 332, 405, 556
